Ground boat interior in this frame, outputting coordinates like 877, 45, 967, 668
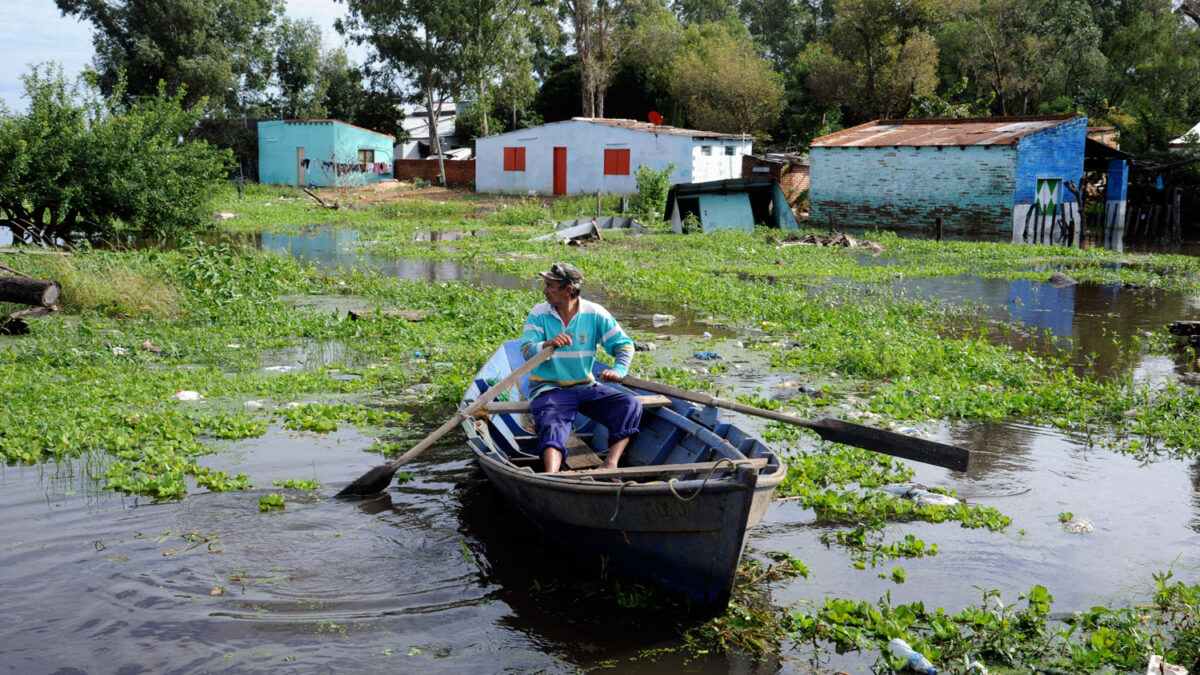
466, 340, 781, 479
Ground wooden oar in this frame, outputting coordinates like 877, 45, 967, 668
620, 376, 970, 472
336, 345, 556, 497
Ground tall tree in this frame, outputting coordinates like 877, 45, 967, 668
941, 0, 1104, 116
55, 0, 282, 110
274, 18, 325, 119
454, 0, 554, 136
669, 23, 785, 136
807, 0, 945, 122
339, 0, 470, 183
564, 0, 662, 117
738, 0, 818, 69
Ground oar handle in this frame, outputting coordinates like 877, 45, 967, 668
383, 344, 555, 472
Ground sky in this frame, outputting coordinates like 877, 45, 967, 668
0, 0, 366, 112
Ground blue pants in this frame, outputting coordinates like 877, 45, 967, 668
529, 385, 643, 458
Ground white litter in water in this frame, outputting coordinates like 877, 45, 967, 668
170, 390, 203, 401
111, 347, 127, 356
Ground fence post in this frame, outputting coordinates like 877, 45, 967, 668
936, 216, 943, 241
1173, 188, 1183, 242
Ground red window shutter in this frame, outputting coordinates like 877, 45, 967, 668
505, 147, 525, 171
604, 149, 630, 175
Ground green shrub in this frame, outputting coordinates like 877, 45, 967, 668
0, 64, 234, 244
630, 163, 675, 222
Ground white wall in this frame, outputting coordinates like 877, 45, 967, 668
691, 140, 752, 183
475, 120, 750, 195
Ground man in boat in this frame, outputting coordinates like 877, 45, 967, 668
521, 262, 642, 473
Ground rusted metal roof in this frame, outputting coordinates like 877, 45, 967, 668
810, 115, 1082, 148
574, 117, 751, 141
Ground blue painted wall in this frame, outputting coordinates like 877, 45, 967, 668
809, 144, 1016, 238
258, 120, 393, 187
1013, 116, 1086, 208
698, 193, 755, 232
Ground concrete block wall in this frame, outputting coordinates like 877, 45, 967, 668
742, 156, 809, 208
393, 159, 476, 187
809, 145, 1016, 238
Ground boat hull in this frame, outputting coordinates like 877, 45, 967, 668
462, 340, 784, 609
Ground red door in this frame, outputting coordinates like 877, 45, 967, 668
553, 147, 567, 196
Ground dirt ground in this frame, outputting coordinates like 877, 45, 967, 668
319, 178, 557, 213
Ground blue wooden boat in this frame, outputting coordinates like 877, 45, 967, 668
459, 339, 786, 609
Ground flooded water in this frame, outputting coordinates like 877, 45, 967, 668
5, 224, 1200, 672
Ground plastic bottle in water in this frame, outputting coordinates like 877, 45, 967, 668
888, 638, 937, 674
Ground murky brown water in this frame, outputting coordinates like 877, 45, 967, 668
4, 226, 1200, 672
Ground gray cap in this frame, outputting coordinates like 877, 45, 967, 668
538, 262, 583, 288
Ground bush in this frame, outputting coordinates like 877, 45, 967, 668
630, 163, 675, 223
0, 64, 234, 245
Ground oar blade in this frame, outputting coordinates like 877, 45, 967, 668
335, 463, 401, 498
809, 418, 970, 472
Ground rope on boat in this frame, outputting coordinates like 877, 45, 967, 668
610, 457, 755, 522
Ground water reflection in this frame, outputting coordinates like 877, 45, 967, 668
886, 273, 1200, 381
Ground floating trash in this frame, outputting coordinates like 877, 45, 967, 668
881, 483, 960, 506
693, 351, 724, 360
170, 390, 203, 401
651, 314, 675, 327
1063, 516, 1095, 534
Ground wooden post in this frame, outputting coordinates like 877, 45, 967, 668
596, 191, 602, 217
935, 216, 943, 241
1173, 188, 1183, 242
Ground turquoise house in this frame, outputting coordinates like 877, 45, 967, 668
258, 119, 394, 187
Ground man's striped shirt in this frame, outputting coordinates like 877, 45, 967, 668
520, 299, 635, 398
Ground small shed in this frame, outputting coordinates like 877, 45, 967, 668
475, 118, 751, 196
809, 115, 1092, 245
664, 178, 800, 233
258, 119, 394, 188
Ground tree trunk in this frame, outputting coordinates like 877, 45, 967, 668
423, 78, 448, 187
479, 76, 490, 137
0, 277, 61, 307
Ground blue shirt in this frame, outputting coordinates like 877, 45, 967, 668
520, 299, 635, 398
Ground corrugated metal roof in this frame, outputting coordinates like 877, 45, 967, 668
810, 115, 1082, 148
574, 117, 751, 141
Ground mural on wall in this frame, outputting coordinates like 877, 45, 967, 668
1036, 178, 1061, 216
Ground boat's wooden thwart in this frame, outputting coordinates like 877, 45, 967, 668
461, 339, 785, 610
478, 394, 672, 415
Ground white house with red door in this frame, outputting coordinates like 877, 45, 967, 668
474, 118, 752, 196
